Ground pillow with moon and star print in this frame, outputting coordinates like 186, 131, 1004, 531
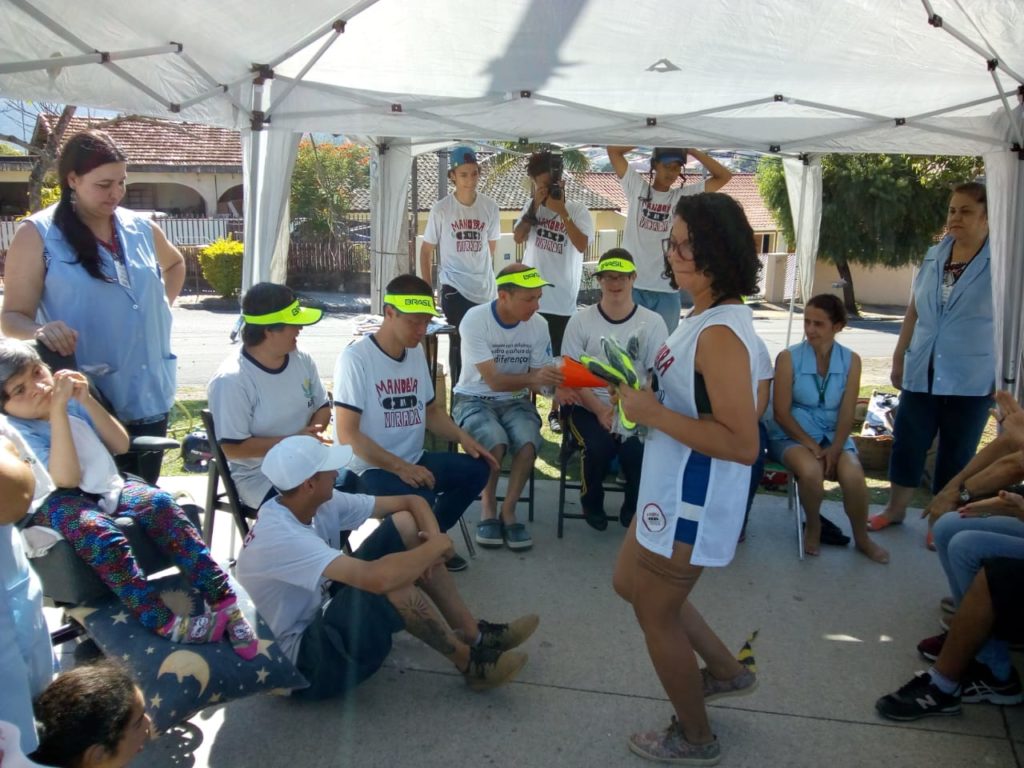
68, 574, 308, 733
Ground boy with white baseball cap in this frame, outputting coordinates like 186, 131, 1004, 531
236, 435, 538, 699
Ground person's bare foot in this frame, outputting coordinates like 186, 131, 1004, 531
856, 537, 890, 564
804, 517, 821, 556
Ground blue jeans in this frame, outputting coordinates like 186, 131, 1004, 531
359, 451, 489, 532
888, 390, 992, 493
633, 288, 681, 333
933, 512, 1024, 677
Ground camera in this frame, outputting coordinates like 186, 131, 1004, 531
547, 152, 564, 201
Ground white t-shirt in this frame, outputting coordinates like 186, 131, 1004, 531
207, 349, 328, 508
423, 193, 501, 304
333, 336, 435, 475
562, 303, 669, 408
518, 199, 593, 316
235, 492, 375, 663
0, 415, 54, 514
753, 335, 773, 382
454, 302, 553, 400
619, 169, 705, 292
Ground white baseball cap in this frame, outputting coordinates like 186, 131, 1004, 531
262, 436, 353, 491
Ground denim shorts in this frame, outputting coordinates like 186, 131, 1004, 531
766, 435, 855, 465
451, 394, 542, 454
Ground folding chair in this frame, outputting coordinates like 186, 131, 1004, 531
762, 461, 804, 560
200, 409, 258, 545
556, 416, 623, 537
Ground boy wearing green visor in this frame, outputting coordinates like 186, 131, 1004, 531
208, 283, 331, 510
562, 250, 668, 530
333, 274, 497, 572
452, 264, 564, 551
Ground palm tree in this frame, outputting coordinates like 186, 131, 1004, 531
479, 141, 590, 195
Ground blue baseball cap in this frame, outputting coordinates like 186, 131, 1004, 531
652, 147, 687, 166
449, 146, 479, 169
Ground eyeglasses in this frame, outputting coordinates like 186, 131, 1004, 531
661, 238, 695, 260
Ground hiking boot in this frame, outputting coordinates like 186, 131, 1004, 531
462, 646, 527, 691
962, 662, 1024, 705
445, 553, 469, 572
917, 632, 946, 662
475, 519, 503, 548
875, 672, 962, 721
478, 614, 540, 652
583, 506, 609, 532
628, 717, 721, 765
702, 666, 758, 703
503, 522, 533, 551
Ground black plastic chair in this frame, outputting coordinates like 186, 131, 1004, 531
200, 408, 259, 544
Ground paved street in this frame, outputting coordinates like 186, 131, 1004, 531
170, 293, 904, 392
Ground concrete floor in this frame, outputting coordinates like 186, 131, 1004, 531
121, 475, 1024, 768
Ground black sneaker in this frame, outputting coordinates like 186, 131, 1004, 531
876, 672, 962, 721
478, 614, 540, 652
583, 506, 608, 532
962, 662, 1024, 705
461, 645, 527, 691
445, 553, 469, 572
547, 412, 562, 434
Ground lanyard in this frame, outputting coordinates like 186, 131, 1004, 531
96, 217, 131, 289
814, 373, 830, 406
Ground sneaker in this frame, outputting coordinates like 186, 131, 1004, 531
619, 504, 635, 528
875, 672, 962, 721
939, 615, 950, 632
478, 614, 540, 652
962, 662, 1024, 705
628, 717, 721, 765
462, 646, 527, 691
162, 611, 228, 645
503, 522, 533, 551
475, 519, 503, 548
583, 506, 608, 532
548, 412, 562, 434
940, 596, 956, 615
445, 553, 469, 572
917, 632, 946, 662
701, 666, 758, 703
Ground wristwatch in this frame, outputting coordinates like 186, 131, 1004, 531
958, 482, 971, 503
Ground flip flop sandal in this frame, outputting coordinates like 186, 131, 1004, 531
867, 514, 903, 532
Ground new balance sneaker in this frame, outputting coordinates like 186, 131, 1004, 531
462, 646, 527, 691
917, 632, 946, 662
445, 553, 469, 572
702, 666, 758, 703
875, 672, 962, 721
961, 662, 1024, 705
478, 614, 540, 652
628, 717, 721, 766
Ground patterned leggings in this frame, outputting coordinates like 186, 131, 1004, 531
33, 480, 233, 630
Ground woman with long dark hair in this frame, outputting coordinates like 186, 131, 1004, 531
1, 129, 185, 480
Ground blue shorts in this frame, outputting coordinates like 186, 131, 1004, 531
292, 518, 405, 700
452, 394, 542, 455
766, 435, 855, 465
633, 288, 682, 333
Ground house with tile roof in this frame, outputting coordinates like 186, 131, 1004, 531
0, 114, 243, 217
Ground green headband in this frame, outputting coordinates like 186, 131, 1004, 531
383, 293, 440, 316
495, 268, 554, 289
242, 299, 323, 326
595, 257, 636, 275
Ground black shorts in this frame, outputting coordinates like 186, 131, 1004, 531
984, 556, 1024, 643
293, 518, 406, 700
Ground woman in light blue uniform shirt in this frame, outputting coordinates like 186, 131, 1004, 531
869, 182, 993, 542
767, 294, 888, 563
1, 130, 185, 482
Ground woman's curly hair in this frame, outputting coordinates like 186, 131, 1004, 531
661, 192, 761, 299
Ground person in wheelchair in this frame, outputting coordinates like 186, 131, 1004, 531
0, 339, 257, 656
560, 250, 668, 530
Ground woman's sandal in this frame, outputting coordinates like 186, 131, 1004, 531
867, 514, 903, 532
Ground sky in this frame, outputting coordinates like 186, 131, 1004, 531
0, 102, 117, 149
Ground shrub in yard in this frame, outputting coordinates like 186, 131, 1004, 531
198, 236, 243, 298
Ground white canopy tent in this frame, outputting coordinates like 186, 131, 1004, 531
0, 0, 1021, 392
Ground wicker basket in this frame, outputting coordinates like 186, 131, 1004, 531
853, 434, 893, 471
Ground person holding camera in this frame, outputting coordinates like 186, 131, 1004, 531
419, 146, 502, 385
607, 146, 732, 332
514, 151, 593, 433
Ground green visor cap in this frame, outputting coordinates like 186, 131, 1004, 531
242, 299, 323, 326
384, 293, 440, 316
495, 268, 554, 289
595, 257, 636, 275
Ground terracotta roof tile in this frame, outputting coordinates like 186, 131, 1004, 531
36, 113, 241, 168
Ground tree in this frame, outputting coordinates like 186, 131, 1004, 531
481, 141, 590, 196
756, 154, 983, 314
289, 137, 370, 241
1, 101, 77, 212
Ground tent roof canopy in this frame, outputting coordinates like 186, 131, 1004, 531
1, 0, 1021, 155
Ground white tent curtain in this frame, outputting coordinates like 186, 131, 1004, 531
240, 127, 301, 290
367, 138, 412, 313
985, 141, 1024, 402
781, 155, 823, 345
